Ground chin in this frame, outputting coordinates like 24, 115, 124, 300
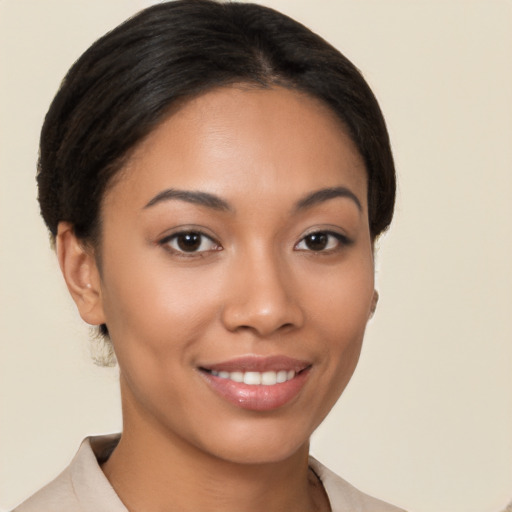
190, 414, 317, 467
212, 440, 309, 466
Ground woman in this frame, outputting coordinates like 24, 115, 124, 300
14, 1, 402, 510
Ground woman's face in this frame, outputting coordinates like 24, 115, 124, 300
94, 85, 375, 464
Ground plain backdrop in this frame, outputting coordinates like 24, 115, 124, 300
1, 1, 511, 511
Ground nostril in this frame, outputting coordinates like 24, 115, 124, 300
236, 321, 297, 336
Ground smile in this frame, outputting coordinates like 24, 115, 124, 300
199, 356, 311, 411
208, 370, 296, 386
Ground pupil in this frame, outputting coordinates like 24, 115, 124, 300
306, 233, 327, 251
177, 233, 201, 251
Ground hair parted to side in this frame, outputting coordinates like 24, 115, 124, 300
37, 0, 396, 355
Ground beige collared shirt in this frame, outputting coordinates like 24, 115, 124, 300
13, 434, 405, 512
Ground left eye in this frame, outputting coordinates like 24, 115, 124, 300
295, 232, 346, 252
162, 231, 219, 253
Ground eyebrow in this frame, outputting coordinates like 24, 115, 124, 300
144, 189, 231, 211
294, 186, 362, 212
144, 185, 362, 214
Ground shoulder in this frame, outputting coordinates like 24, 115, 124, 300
309, 456, 407, 512
12, 466, 78, 512
12, 435, 125, 512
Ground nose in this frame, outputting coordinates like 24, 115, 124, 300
220, 249, 304, 337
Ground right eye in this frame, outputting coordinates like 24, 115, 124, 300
160, 231, 220, 254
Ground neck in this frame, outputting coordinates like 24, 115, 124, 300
101, 377, 329, 512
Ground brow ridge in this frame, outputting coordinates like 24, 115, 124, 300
295, 186, 362, 212
144, 186, 361, 213
144, 188, 231, 211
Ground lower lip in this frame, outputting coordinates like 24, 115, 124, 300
201, 369, 310, 411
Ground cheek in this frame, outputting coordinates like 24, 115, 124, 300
99, 251, 222, 361
304, 255, 374, 384
99, 258, 223, 419
306, 256, 375, 335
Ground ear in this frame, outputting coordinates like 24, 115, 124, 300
369, 289, 379, 319
56, 222, 106, 327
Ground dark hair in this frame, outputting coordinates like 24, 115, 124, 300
37, 0, 395, 342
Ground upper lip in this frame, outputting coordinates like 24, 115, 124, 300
199, 355, 311, 373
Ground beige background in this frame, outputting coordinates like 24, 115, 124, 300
1, 1, 511, 511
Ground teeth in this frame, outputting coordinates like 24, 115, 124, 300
231, 371, 244, 383
261, 371, 277, 385
209, 369, 296, 385
244, 372, 261, 385
277, 370, 288, 383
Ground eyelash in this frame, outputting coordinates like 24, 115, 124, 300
294, 231, 351, 253
159, 229, 351, 257
159, 231, 221, 257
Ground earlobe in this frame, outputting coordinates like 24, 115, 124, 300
369, 290, 379, 319
56, 222, 106, 326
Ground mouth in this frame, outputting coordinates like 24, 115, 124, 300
204, 369, 298, 386
198, 356, 311, 411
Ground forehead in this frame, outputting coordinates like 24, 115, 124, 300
105, 85, 367, 212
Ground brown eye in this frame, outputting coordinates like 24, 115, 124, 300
304, 233, 328, 251
176, 232, 201, 252
162, 231, 219, 254
295, 231, 348, 252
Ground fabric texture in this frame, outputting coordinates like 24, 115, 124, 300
14, 434, 405, 512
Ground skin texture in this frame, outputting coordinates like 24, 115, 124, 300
57, 85, 377, 512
